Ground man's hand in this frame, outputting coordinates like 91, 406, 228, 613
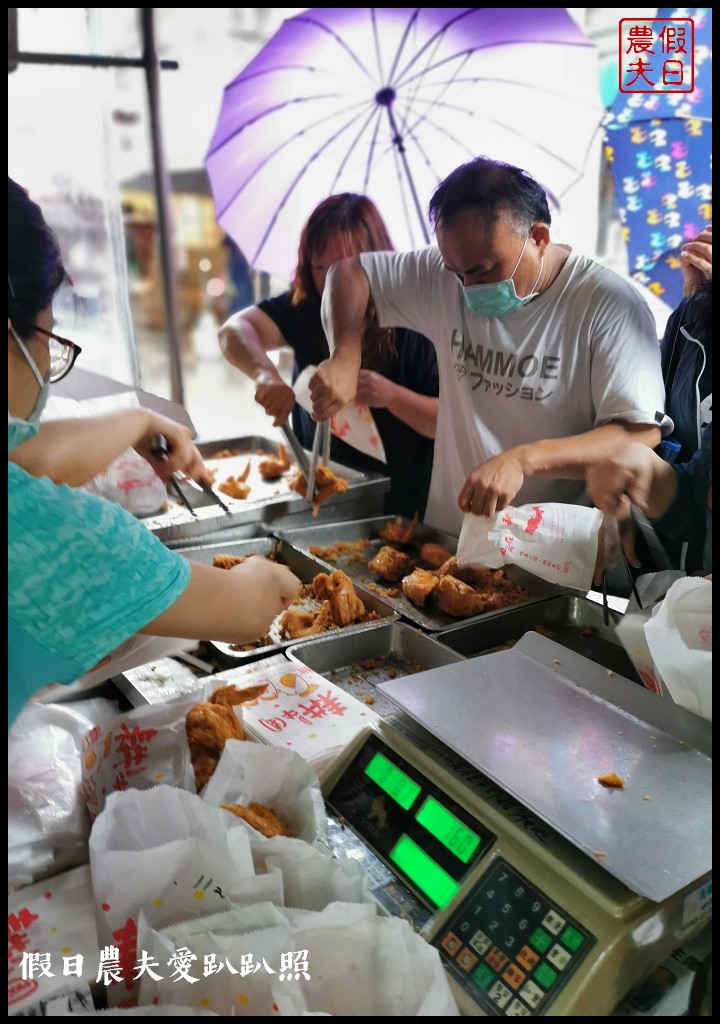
457, 452, 526, 518
309, 352, 360, 421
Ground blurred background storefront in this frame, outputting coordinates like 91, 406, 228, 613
7, 8, 683, 441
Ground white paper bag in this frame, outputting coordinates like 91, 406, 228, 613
457, 503, 602, 591
644, 576, 712, 721
294, 364, 386, 462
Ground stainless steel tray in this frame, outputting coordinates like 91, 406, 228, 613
286, 620, 465, 721
141, 436, 388, 545
178, 537, 399, 664
275, 515, 562, 632
437, 594, 643, 684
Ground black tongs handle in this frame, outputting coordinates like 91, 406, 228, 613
150, 433, 199, 517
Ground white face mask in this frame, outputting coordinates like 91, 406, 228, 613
8, 324, 49, 451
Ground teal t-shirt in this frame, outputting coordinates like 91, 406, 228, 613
8, 462, 191, 726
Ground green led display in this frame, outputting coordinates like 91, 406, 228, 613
365, 752, 421, 810
390, 834, 461, 909
415, 797, 480, 863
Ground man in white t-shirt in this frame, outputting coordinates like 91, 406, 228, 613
309, 157, 671, 537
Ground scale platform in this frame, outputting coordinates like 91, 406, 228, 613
377, 633, 711, 904
321, 634, 711, 1015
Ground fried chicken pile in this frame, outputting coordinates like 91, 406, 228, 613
278, 569, 371, 639
185, 683, 268, 791
288, 464, 348, 516
221, 801, 293, 838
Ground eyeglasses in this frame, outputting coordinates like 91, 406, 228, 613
32, 325, 83, 383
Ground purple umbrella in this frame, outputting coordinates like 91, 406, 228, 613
205, 7, 602, 281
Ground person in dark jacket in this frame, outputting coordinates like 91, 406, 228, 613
656, 226, 711, 571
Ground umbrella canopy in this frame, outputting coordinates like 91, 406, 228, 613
604, 7, 712, 307
205, 7, 603, 281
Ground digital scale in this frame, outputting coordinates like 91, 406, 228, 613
319, 633, 712, 1016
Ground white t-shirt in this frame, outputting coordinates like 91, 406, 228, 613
360, 247, 670, 536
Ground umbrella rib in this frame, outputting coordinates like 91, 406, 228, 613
284, 13, 378, 84
223, 102, 385, 263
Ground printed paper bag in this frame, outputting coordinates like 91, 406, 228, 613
457, 503, 602, 591
8, 864, 99, 1014
89, 786, 255, 1007
644, 576, 712, 721
294, 364, 387, 462
80, 693, 200, 821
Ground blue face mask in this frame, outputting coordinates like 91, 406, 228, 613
462, 235, 543, 318
8, 324, 50, 451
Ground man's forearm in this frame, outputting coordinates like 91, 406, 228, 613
515, 422, 663, 480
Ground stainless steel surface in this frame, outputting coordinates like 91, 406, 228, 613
141, 436, 389, 545
177, 537, 399, 663
275, 515, 562, 632
378, 644, 712, 902
437, 594, 642, 684
287, 620, 465, 721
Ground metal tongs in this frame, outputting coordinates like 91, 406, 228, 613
600, 513, 643, 626
280, 420, 330, 503
150, 434, 230, 516
305, 418, 331, 503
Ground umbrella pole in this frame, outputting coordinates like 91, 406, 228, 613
385, 106, 430, 246
141, 8, 185, 408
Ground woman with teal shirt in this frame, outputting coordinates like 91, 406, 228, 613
8, 177, 300, 728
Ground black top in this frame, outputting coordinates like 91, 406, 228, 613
258, 291, 439, 518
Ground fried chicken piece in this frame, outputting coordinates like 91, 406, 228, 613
312, 570, 365, 625
258, 443, 291, 479
185, 702, 245, 791
280, 599, 334, 638
288, 464, 348, 517
419, 542, 454, 569
378, 511, 419, 544
209, 683, 269, 708
221, 801, 293, 838
212, 554, 248, 570
368, 545, 414, 582
436, 575, 491, 617
401, 568, 440, 607
218, 459, 252, 500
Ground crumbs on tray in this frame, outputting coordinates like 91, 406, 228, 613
597, 771, 625, 788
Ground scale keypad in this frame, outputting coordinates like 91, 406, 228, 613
436, 859, 594, 1016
